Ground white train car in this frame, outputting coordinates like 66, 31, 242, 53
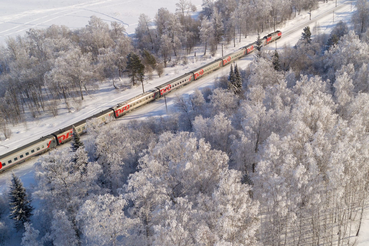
245, 42, 257, 54
0, 135, 57, 171
222, 49, 247, 66
156, 73, 194, 96
192, 59, 223, 80
262, 30, 282, 46
113, 90, 158, 118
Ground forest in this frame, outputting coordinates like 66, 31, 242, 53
1, 0, 369, 245
0, 0, 328, 138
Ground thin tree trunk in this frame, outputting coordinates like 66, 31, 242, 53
78, 80, 84, 100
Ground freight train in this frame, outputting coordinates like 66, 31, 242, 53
0, 30, 282, 172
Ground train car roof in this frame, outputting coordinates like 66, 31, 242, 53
54, 108, 118, 135
245, 42, 257, 47
0, 135, 55, 159
86, 108, 114, 121
156, 73, 192, 88
115, 90, 157, 107
223, 48, 245, 58
190, 58, 222, 73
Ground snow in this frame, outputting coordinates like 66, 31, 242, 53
0, 0, 354, 183
0, 0, 355, 157
358, 208, 369, 245
0, 0, 367, 243
0, 0, 204, 45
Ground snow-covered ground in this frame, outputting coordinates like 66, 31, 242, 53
2, 0, 369, 244
0, 0, 204, 44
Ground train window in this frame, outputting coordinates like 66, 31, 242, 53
31, 150, 35, 153
42, 145, 44, 148
83, 126, 86, 130
20, 155, 23, 158
26, 152, 29, 156
8, 160, 12, 164
78, 128, 81, 132
14, 157, 18, 161
37, 147, 40, 151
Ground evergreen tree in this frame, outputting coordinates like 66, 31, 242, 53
327, 34, 339, 47
272, 50, 280, 71
302, 26, 312, 43
71, 125, 84, 152
142, 49, 157, 80
234, 64, 242, 89
228, 64, 242, 94
126, 53, 145, 85
256, 34, 262, 51
228, 64, 235, 84
141, 49, 157, 70
9, 174, 33, 231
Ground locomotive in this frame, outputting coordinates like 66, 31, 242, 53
0, 30, 282, 172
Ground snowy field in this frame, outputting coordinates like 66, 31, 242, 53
0, 0, 204, 44
2, 0, 369, 244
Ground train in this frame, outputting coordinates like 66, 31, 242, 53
0, 30, 282, 172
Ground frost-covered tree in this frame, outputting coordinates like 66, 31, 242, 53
46, 48, 96, 101
352, 0, 369, 34
0, 194, 10, 243
124, 132, 230, 243
9, 174, 33, 231
34, 147, 101, 243
354, 63, 369, 92
97, 22, 132, 82
334, 70, 354, 116
21, 223, 39, 246
49, 210, 79, 246
155, 8, 172, 37
135, 14, 156, 51
324, 31, 369, 82
152, 198, 195, 246
193, 113, 234, 154
211, 7, 224, 50
159, 34, 173, 67
246, 57, 283, 89
79, 16, 114, 59
209, 88, 238, 116
206, 170, 259, 245
199, 17, 214, 55
77, 194, 139, 246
